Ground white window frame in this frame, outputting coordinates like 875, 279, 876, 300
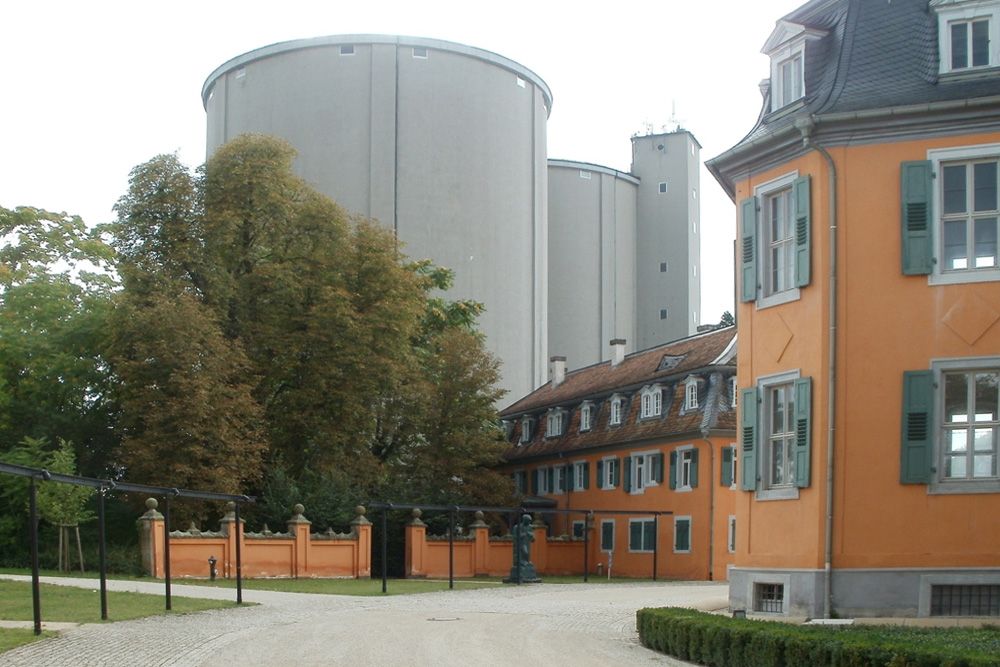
929, 356, 1000, 494
553, 464, 567, 493
729, 443, 739, 490
640, 385, 662, 419
601, 456, 618, 490
685, 379, 699, 411
932, 0, 1000, 74
763, 22, 824, 113
756, 370, 801, 501
677, 445, 695, 491
628, 517, 657, 553
546, 408, 566, 438
631, 449, 660, 495
571, 520, 585, 539
754, 172, 802, 308
600, 519, 615, 552
609, 394, 624, 426
579, 402, 593, 432
927, 144, 1000, 286
673, 516, 692, 554
731, 377, 739, 408
537, 465, 550, 495
519, 416, 534, 444
572, 461, 587, 491
412, 47, 428, 59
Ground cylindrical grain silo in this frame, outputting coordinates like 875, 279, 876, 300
203, 35, 551, 400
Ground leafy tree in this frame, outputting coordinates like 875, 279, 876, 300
0, 206, 119, 476
106, 134, 511, 519
719, 311, 735, 327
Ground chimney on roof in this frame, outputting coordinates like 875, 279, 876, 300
759, 78, 771, 100
550, 356, 566, 388
610, 339, 626, 367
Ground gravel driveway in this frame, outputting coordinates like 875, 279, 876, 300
0, 576, 726, 666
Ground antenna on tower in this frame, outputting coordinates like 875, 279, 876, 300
668, 100, 686, 132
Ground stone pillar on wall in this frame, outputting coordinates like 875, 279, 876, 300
404, 508, 426, 578
350, 505, 371, 579
470, 511, 490, 577
219, 502, 245, 579
286, 504, 311, 578
138, 498, 165, 578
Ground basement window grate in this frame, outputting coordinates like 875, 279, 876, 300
931, 585, 1000, 617
753, 583, 784, 613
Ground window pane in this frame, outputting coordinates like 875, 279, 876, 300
951, 22, 969, 69
974, 218, 998, 268
973, 162, 997, 212
943, 165, 967, 214
973, 453, 996, 478
972, 20, 990, 67
975, 372, 999, 421
948, 428, 968, 454
945, 373, 970, 422
973, 428, 995, 452
771, 441, 786, 485
944, 220, 968, 269
945, 450, 967, 478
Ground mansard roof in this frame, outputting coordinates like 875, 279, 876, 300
500, 327, 737, 463
708, 0, 1000, 198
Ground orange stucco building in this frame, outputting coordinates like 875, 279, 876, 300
498, 327, 738, 581
707, 0, 1000, 617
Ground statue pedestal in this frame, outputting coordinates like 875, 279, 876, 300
504, 563, 541, 584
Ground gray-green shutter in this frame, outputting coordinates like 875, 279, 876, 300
548, 467, 555, 492
596, 460, 604, 488
901, 161, 933, 275
721, 447, 734, 487
740, 196, 758, 302
794, 175, 811, 287
675, 519, 691, 552
613, 458, 621, 487
901, 370, 934, 484
740, 387, 759, 491
794, 377, 812, 488
655, 453, 665, 484
669, 451, 678, 490
691, 448, 700, 488
583, 462, 590, 489
623, 456, 632, 492
567, 466, 575, 492
531, 469, 538, 495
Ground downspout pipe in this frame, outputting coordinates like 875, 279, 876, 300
700, 428, 716, 582
795, 115, 838, 620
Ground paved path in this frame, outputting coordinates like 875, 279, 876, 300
0, 576, 727, 666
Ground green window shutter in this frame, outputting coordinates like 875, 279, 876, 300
643, 520, 657, 551
794, 377, 812, 488
794, 175, 811, 288
901, 370, 934, 484
583, 462, 590, 489
629, 521, 642, 551
740, 387, 759, 491
623, 456, 632, 493
567, 467, 575, 492
691, 448, 700, 488
613, 458, 621, 487
721, 447, 734, 487
531, 469, 538, 495
740, 196, 758, 302
548, 467, 556, 492
655, 453, 665, 484
675, 519, 691, 552
901, 161, 933, 275
596, 460, 604, 489
669, 451, 678, 490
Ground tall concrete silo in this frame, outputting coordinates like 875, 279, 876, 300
203, 36, 551, 400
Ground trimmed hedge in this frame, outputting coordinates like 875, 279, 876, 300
636, 607, 1000, 667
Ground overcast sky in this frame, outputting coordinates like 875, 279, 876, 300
1, 0, 803, 323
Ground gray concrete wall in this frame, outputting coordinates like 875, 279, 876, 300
730, 567, 1000, 618
203, 35, 551, 400
547, 161, 637, 371
631, 131, 701, 349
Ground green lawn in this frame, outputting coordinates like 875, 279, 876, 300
0, 579, 241, 655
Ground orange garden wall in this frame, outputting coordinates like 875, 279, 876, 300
139, 501, 371, 579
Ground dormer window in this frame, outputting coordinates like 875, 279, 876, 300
609, 394, 624, 426
580, 402, 594, 432
546, 408, 566, 438
684, 377, 700, 411
932, 1, 1000, 74
731, 377, 739, 408
640, 385, 663, 419
520, 416, 535, 444
762, 20, 826, 112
